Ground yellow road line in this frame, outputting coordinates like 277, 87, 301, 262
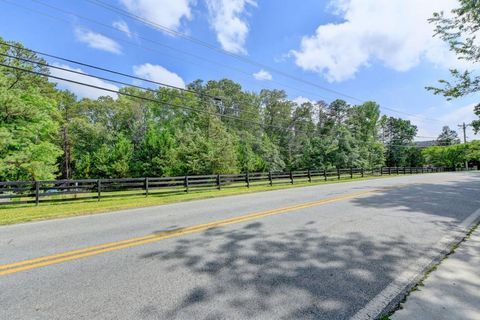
0, 188, 380, 276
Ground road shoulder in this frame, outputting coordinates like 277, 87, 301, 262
391, 225, 480, 320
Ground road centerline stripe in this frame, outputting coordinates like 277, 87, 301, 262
0, 187, 405, 276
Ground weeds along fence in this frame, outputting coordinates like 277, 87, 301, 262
0, 167, 446, 206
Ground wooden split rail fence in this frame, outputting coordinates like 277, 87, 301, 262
0, 167, 446, 206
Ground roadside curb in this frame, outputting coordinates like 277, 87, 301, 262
351, 208, 480, 320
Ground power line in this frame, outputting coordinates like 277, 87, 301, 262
17, 0, 332, 102
83, 0, 364, 101
4, 0, 446, 123
0, 47, 220, 100
83, 0, 445, 123
0, 44, 280, 120
0, 62, 311, 134
0, 40, 280, 121
1, 61, 449, 150
3, 59, 444, 146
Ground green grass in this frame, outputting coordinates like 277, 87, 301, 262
0, 174, 405, 225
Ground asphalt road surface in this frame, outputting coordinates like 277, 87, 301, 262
1, 172, 479, 320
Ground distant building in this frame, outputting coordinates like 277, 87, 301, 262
415, 140, 437, 148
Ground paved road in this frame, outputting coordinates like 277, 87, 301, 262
1, 172, 479, 320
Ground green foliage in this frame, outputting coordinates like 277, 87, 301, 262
422, 144, 469, 168
381, 116, 418, 167
3, 38, 447, 182
465, 140, 480, 162
427, 0, 480, 99
427, 1, 480, 133
473, 103, 480, 134
0, 73, 61, 180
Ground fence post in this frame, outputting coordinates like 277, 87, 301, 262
361, 168, 364, 178
97, 179, 101, 201
403, 167, 406, 174
349, 167, 352, 179
388, 167, 391, 175
307, 169, 312, 183
269, 171, 273, 186
324, 169, 327, 181
184, 175, 189, 193
145, 177, 149, 197
245, 172, 250, 188
337, 168, 340, 180
35, 180, 40, 206
380, 167, 383, 176
217, 174, 221, 190
290, 171, 294, 184
422, 167, 424, 174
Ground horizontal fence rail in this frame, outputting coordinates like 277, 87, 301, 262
0, 167, 449, 206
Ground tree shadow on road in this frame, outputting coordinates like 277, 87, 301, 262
138, 222, 426, 319
137, 174, 480, 319
352, 174, 480, 225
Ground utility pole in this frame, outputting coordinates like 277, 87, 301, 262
458, 122, 470, 170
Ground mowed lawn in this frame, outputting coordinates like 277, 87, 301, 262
0, 174, 402, 225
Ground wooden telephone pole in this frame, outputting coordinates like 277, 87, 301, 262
458, 122, 470, 170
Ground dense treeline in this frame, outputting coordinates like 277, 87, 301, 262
423, 141, 480, 169
0, 39, 446, 181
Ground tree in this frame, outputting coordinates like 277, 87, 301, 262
91, 134, 133, 178
133, 122, 176, 177
473, 103, 480, 133
437, 126, 460, 145
381, 116, 418, 167
349, 101, 385, 168
0, 40, 62, 181
175, 112, 238, 175
56, 91, 77, 179
1, 37, 411, 181
427, 0, 480, 132
466, 140, 480, 164
422, 144, 468, 169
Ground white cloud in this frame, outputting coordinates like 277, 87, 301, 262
292, 96, 313, 105
120, 0, 192, 32
253, 69, 272, 81
205, 0, 256, 54
75, 28, 122, 54
112, 20, 133, 38
49, 63, 119, 99
133, 63, 186, 88
292, 0, 478, 82
409, 103, 479, 141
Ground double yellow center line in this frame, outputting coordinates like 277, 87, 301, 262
0, 189, 378, 276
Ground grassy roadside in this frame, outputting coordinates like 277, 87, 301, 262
0, 174, 420, 225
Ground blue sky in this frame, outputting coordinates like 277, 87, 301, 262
1, 0, 479, 140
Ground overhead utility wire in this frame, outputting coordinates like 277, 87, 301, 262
20, 0, 331, 102
85, 0, 361, 101
0, 62, 311, 134
1, 61, 438, 148
0, 52, 202, 97
22, 0, 442, 122
84, 0, 444, 123
2, 48, 447, 138
0, 1, 447, 124
0, 44, 265, 120
0, 41, 225, 101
